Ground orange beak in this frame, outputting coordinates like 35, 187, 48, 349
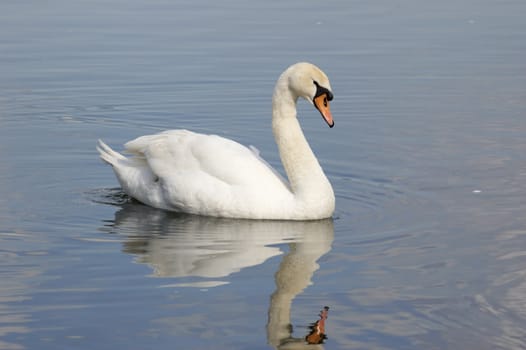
313, 93, 334, 128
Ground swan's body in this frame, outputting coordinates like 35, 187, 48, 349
97, 62, 335, 220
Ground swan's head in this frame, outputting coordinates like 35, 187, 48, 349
284, 62, 334, 128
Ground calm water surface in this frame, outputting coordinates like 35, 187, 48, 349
1, 0, 526, 349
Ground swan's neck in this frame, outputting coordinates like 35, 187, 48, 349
271, 83, 334, 207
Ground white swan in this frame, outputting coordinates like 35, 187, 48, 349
97, 62, 335, 220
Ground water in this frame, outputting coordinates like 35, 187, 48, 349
1, 0, 526, 349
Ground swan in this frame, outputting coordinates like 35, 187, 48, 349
97, 62, 336, 220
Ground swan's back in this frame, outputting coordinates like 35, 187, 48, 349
112, 130, 294, 218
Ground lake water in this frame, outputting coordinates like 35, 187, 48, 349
1, 0, 526, 349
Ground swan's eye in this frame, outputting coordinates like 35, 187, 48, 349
313, 80, 333, 102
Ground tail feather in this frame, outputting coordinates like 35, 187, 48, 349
97, 139, 126, 166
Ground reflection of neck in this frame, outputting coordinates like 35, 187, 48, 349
266, 227, 333, 349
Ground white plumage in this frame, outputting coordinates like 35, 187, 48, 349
97, 62, 336, 220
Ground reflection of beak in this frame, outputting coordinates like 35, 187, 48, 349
313, 93, 334, 128
305, 306, 330, 344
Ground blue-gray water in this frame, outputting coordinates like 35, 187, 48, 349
1, 0, 526, 349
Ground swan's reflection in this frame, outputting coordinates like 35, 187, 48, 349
107, 202, 334, 348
